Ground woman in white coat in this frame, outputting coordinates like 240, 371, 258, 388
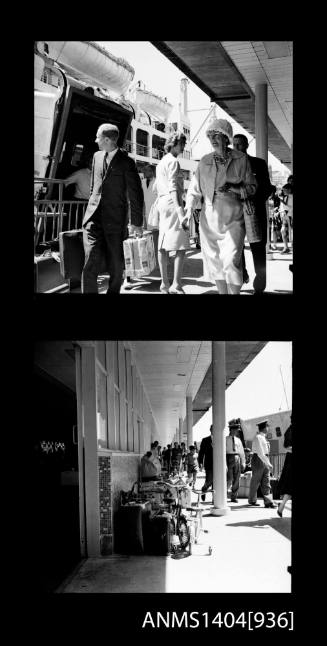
155, 131, 190, 293
185, 118, 257, 294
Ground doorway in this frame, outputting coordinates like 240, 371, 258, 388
31, 368, 81, 592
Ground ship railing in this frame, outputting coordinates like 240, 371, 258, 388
34, 178, 87, 250
125, 140, 165, 160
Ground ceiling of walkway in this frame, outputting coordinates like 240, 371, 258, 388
128, 341, 266, 443
34, 340, 267, 446
151, 41, 292, 167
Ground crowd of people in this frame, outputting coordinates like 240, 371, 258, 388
62, 119, 292, 294
138, 413, 292, 534
140, 440, 201, 482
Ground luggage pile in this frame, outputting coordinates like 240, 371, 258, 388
116, 482, 175, 556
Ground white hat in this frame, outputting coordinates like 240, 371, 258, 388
206, 118, 233, 144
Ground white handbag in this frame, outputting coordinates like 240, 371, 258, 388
147, 198, 160, 228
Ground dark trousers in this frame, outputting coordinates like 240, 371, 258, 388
242, 242, 267, 292
226, 454, 241, 498
82, 219, 125, 293
202, 468, 213, 492
248, 454, 273, 504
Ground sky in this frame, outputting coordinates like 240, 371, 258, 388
193, 341, 292, 443
97, 41, 290, 176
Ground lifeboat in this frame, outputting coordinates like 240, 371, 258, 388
36, 41, 135, 96
130, 87, 173, 122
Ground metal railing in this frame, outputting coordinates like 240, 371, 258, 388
270, 453, 286, 479
34, 178, 87, 249
125, 140, 165, 160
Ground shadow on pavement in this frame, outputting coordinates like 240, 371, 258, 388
225, 517, 291, 540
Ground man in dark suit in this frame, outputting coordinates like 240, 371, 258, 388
233, 134, 273, 294
82, 123, 144, 293
198, 425, 213, 501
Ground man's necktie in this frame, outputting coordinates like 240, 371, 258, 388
146, 179, 150, 188
232, 436, 235, 452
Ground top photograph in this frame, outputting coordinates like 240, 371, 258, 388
34, 41, 293, 295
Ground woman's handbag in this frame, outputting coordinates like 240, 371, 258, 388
147, 198, 160, 228
242, 198, 262, 244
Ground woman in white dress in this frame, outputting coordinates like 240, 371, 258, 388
155, 131, 190, 293
185, 118, 257, 294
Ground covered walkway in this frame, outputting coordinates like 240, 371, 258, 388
57, 478, 291, 594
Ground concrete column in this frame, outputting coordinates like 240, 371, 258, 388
79, 344, 101, 555
255, 84, 268, 163
186, 395, 193, 447
255, 83, 270, 252
179, 417, 183, 444
211, 341, 229, 515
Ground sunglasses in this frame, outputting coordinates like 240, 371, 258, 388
207, 131, 224, 137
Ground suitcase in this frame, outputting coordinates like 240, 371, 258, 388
34, 254, 67, 292
59, 229, 85, 280
115, 503, 151, 555
143, 513, 173, 555
123, 231, 156, 278
58, 228, 107, 280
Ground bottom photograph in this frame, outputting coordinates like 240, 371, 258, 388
32, 340, 292, 594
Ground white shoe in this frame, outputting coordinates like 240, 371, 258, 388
123, 279, 133, 290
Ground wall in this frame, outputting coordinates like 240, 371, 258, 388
110, 452, 141, 553
242, 410, 291, 452
80, 341, 159, 557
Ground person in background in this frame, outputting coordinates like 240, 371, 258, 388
233, 134, 274, 294
155, 131, 190, 294
185, 445, 199, 487
64, 153, 93, 227
140, 451, 160, 482
171, 442, 182, 475
185, 118, 257, 294
180, 442, 186, 472
142, 164, 157, 228
82, 123, 143, 294
248, 420, 277, 508
149, 442, 161, 476
226, 420, 246, 502
198, 425, 214, 501
268, 186, 280, 250
64, 153, 93, 199
163, 444, 172, 474
279, 175, 293, 254
277, 416, 292, 517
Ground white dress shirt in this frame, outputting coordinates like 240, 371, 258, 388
105, 147, 119, 169
226, 435, 245, 468
252, 432, 271, 467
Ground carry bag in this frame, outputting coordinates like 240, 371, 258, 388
147, 198, 160, 228
123, 231, 156, 278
